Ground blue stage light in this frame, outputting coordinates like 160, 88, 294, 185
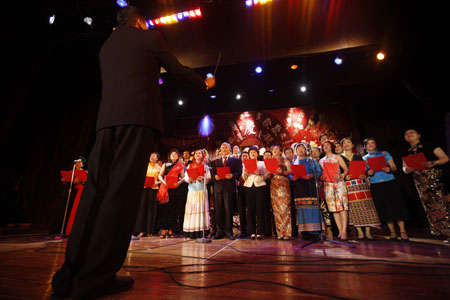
116, 0, 128, 8
210, 95, 216, 99
334, 57, 343, 65
206, 73, 213, 78
199, 115, 214, 136
255, 66, 263, 74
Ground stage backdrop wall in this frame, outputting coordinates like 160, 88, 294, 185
159, 105, 358, 157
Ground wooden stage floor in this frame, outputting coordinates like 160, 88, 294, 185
0, 232, 449, 300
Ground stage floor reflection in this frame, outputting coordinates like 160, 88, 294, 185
0, 233, 449, 299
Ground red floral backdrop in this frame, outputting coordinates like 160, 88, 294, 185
159, 105, 355, 158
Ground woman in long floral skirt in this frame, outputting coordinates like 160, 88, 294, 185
268, 145, 292, 240
403, 129, 450, 243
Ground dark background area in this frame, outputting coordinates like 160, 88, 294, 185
1, 0, 447, 233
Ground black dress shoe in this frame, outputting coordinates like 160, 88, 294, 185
212, 234, 224, 240
226, 234, 235, 240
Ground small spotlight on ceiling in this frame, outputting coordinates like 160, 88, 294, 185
236, 94, 242, 100
206, 73, 213, 78
268, 89, 275, 93
178, 100, 184, 106
49, 14, 55, 25
334, 57, 343, 65
376, 52, 385, 61
300, 86, 307, 93
255, 66, 263, 74
210, 95, 216, 99
290, 64, 298, 70
116, 0, 128, 8
83, 17, 93, 26
158, 78, 163, 85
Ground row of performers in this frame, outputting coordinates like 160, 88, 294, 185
61, 128, 450, 243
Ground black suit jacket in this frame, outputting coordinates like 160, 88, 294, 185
211, 156, 242, 194
97, 26, 206, 133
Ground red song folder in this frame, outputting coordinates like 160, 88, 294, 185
187, 165, 205, 181
144, 176, 155, 188
367, 155, 387, 172
291, 164, 307, 178
75, 170, 87, 182
264, 158, 279, 174
165, 175, 178, 189
60, 170, 87, 182
349, 161, 366, 178
217, 166, 230, 179
402, 152, 428, 171
243, 159, 258, 174
323, 162, 339, 182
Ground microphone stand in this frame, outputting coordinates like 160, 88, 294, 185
56, 163, 76, 240
196, 164, 212, 243
301, 148, 355, 249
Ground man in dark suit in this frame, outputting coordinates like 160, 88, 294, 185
211, 142, 242, 240
51, 6, 215, 300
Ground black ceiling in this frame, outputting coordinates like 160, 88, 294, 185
7, 0, 447, 119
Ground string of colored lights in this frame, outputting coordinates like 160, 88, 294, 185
245, 0, 274, 7
116, 0, 202, 27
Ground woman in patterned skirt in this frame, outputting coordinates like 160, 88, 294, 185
363, 138, 410, 241
268, 145, 293, 240
341, 138, 381, 240
292, 143, 324, 238
319, 141, 350, 240
403, 129, 450, 243
183, 149, 211, 239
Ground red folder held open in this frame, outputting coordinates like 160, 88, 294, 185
144, 177, 155, 188
165, 175, 178, 189
217, 166, 230, 179
402, 152, 428, 171
291, 164, 307, 178
367, 156, 387, 172
243, 159, 258, 174
323, 162, 339, 182
264, 158, 279, 174
187, 165, 205, 181
349, 161, 366, 178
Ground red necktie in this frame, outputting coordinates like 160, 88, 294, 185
223, 157, 227, 166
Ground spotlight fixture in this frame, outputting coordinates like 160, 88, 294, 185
116, 0, 128, 8
376, 52, 385, 61
300, 86, 307, 93
334, 57, 342, 65
49, 14, 55, 25
83, 17, 93, 26
236, 94, 242, 100
178, 100, 184, 106
290, 64, 298, 70
158, 78, 163, 85
255, 66, 263, 74
206, 73, 213, 78
210, 95, 216, 99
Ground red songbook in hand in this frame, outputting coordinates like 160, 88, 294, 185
144, 176, 155, 188
60, 170, 75, 182
60, 170, 87, 182
291, 164, 307, 178
217, 166, 230, 179
349, 161, 366, 179
367, 155, 387, 172
323, 162, 339, 182
165, 175, 178, 189
243, 159, 258, 174
75, 170, 87, 182
187, 165, 205, 181
402, 152, 428, 171
264, 158, 279, 174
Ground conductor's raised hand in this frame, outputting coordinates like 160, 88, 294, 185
205, 76, 215, 90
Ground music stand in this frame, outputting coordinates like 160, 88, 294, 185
55, 164, 76, 240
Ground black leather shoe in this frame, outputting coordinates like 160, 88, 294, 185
226, 234, 235, 240
212, 234, 224, 240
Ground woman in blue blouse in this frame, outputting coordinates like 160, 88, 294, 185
292, 143, 324, 239
363, 138, 410, 241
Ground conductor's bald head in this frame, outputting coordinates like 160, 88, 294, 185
117, 6, 147, 29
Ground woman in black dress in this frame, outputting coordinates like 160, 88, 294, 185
403, 129, 450, 243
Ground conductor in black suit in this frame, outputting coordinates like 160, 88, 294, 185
51, 6, 215, 300
211, 142, 242, 240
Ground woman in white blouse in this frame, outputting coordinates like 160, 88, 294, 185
242, 146, 268, 240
